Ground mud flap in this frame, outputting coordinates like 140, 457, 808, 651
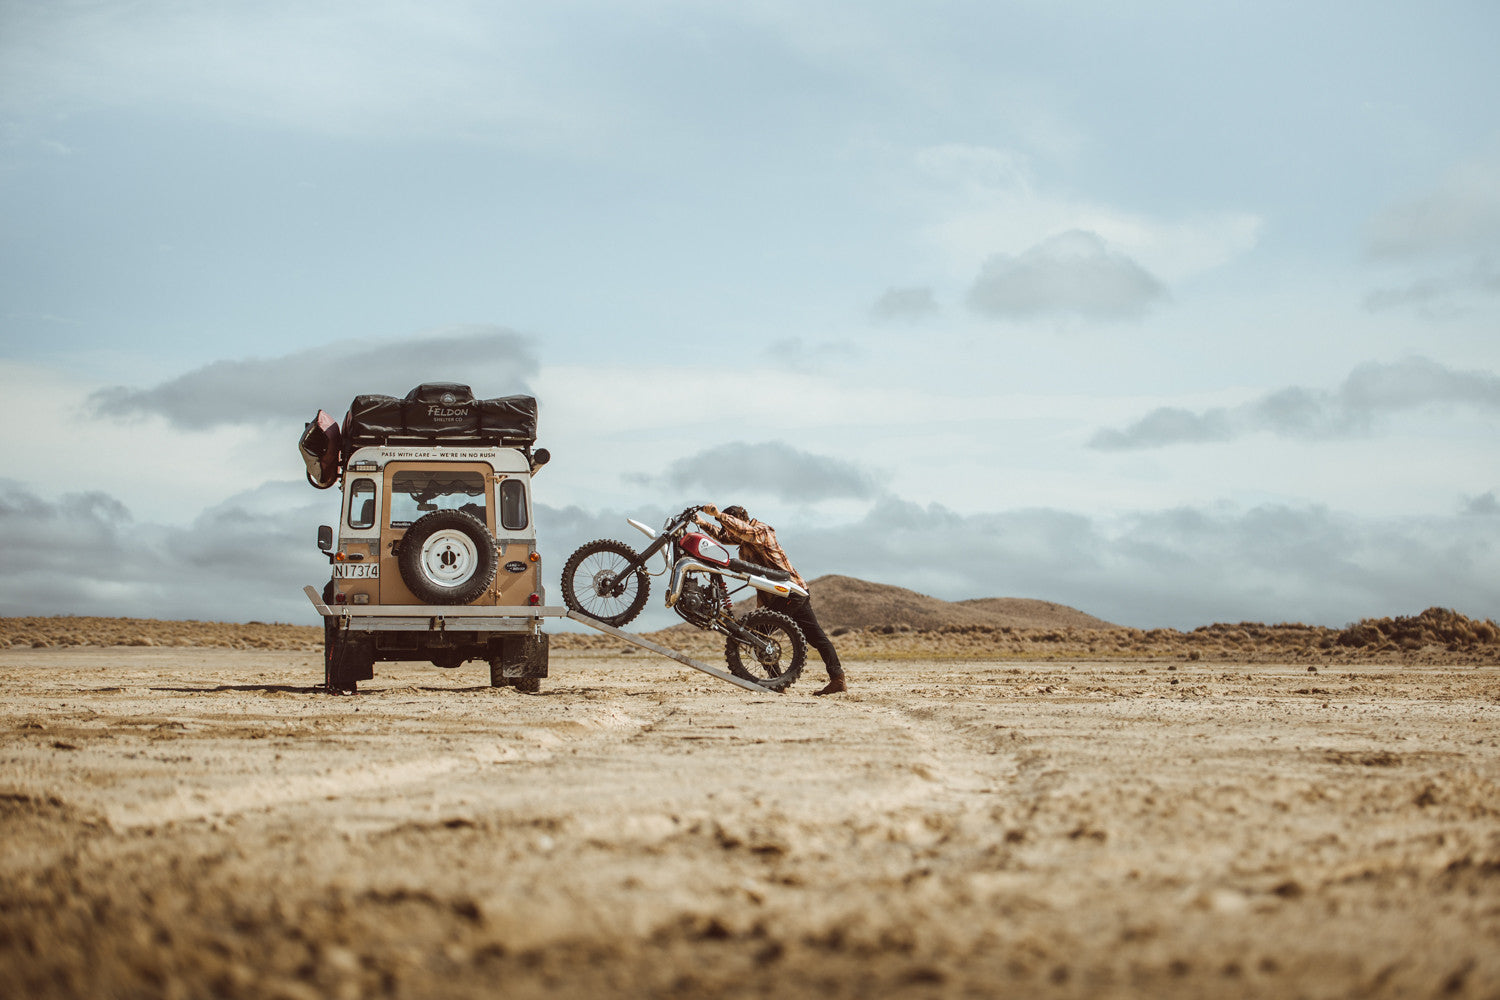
490, 633, 548, 686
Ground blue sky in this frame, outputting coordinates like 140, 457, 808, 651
2, 0, 1497, 628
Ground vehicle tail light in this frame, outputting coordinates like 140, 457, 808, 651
334, 552, 346, 562
351, 594, 369, 605
334, 592, 347, 604
528, 551, 541, 562
528, 593, 540, 606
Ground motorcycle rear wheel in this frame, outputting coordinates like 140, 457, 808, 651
725, 609, 807, 691
561, 539, 650, 627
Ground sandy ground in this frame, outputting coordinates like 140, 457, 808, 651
2, 646, 1498, 999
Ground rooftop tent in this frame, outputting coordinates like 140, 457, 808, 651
341, 384, 538, 457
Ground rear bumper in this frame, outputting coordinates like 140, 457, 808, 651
305, 584, 566, 633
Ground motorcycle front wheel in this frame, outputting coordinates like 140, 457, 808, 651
725, 609, 807, 692
561, 539, 651, 627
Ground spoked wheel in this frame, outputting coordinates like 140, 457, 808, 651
725, 609, 807, 692
561, 539, 650, 627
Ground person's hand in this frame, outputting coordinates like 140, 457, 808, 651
700, 503, 718, 516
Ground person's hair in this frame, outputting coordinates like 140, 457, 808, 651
722, 505, 749, 521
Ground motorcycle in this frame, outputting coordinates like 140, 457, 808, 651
560, 505, 809, 691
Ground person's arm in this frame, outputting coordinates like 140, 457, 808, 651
695, 503, 759, 544
712, 510, 769, 546
695, 504, 730, 542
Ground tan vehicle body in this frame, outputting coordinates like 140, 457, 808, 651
317, 444, 551, 693
330, 448, 542, 610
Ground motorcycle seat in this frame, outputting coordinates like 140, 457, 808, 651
728, 556, 791, 582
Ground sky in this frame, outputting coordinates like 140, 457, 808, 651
2, 0, 1498, 630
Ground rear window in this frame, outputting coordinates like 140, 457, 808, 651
389, 470, 486, 528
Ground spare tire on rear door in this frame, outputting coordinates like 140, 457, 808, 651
398, 510, 498, 604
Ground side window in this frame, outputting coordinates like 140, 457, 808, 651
498, 478, 528, 530
348, 479, 377, 529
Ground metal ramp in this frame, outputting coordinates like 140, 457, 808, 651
305, 586, 770, 693
562, 609, 770, 693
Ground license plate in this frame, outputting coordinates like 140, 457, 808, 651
335, 562, 379, 579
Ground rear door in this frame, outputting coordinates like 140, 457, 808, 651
378, 461, 495, 605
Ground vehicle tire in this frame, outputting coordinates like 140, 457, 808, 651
725, 609, 807, 691
397, 510, 498, 605
561, 539, 649, 627
321, 581, 353, 694
324, 632, 364, 695
510, 677, 542, 694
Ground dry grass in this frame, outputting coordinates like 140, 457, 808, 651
3, 586, 1495, 667
0, 616, 321, 651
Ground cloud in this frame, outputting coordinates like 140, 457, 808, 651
1464, 491, 1500, 517
1363, 150, 1500, 315
8, 475, 1498, 633
869, 286, 939, 322
1090, 357, 1500, 450
88, 326, 537, 428
0, 477, 687, 630
1087, 406, 1235, 450
784, 496, 1500, 630
1363, 260, 1500, 316
632, 441, 880, 504
0, 479, 330, 623
967, 230, 1167, 322
915, 143, 1263, 285
1365, 150, 1500, 260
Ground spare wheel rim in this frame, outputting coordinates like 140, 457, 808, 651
419, 528, 480, 586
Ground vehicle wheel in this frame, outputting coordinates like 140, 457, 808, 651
397, 510, 498, 605
321, 581, 353, 694
561, 539, 649, 627
725, 609, 807, 691
510, 677, 542, 694
324, 632, 362, 695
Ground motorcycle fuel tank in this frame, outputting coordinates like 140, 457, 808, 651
680, 532, 731, 566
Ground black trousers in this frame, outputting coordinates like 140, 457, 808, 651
761, 592, 844, 678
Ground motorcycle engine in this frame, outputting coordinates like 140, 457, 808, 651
673, 579, 721, 629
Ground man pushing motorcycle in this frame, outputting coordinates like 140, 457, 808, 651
695, 504, 848, 696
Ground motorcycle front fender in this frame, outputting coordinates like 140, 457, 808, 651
627, 517, 673, 574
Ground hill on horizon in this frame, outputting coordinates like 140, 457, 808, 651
689, 573, 1118, 632
809, 575, 1119, 631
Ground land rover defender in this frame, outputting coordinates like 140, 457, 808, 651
301, 383, 553, 694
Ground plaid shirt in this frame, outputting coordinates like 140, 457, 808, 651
701, 512, 808, 594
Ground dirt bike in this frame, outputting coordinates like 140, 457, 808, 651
560, 505, 809, 690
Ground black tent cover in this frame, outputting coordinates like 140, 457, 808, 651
342, 383, 537, 458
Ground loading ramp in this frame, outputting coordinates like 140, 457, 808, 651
304, 586, 770, 693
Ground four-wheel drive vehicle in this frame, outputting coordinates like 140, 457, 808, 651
301, 383, 553, 694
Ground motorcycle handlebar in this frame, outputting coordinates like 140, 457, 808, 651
662, 505, 705, 532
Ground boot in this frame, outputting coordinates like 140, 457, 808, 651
814, 673, 847, 696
